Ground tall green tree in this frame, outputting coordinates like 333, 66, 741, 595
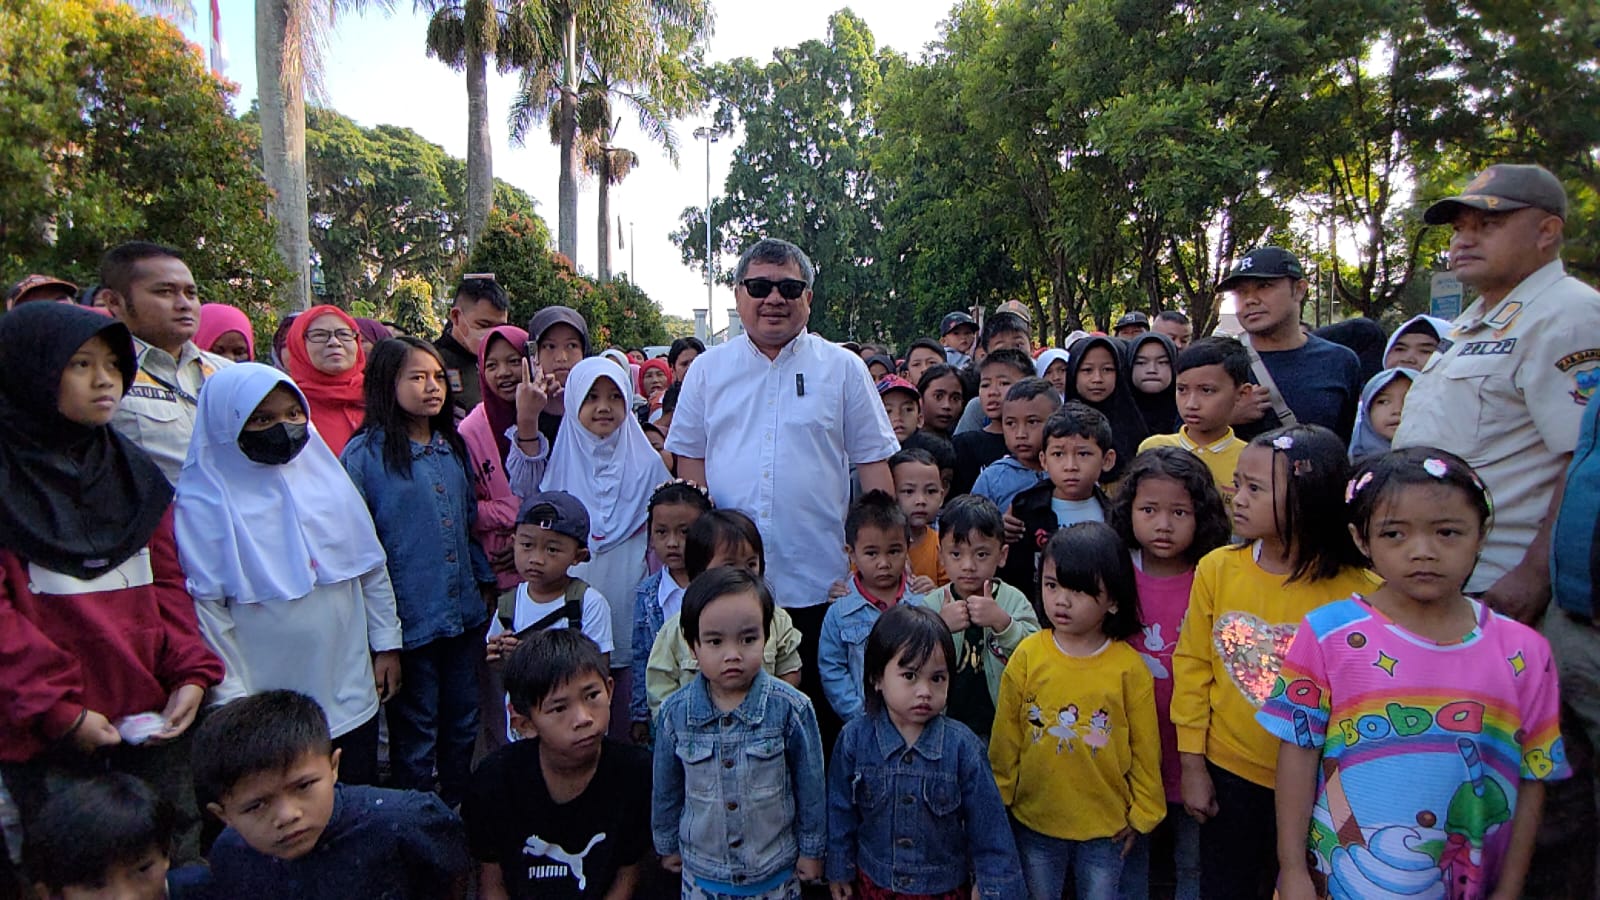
507, 0, 710, 266
1, 0, 285, 313
419, 0, 542, 248
672, 10, 893, 341
274, 107, 537, 307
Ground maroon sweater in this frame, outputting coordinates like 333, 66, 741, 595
0, 508, 223, 762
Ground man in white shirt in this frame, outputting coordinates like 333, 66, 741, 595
1395, 163, 1600, 623
667, 239, 899, 728
103, 242, 233, 484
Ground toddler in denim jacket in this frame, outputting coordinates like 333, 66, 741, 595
652, 568, 826, 900
826, 604, 1023, 900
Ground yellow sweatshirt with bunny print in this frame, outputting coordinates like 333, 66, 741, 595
990, 631, 1165, 841
1170, 544, 1379, 787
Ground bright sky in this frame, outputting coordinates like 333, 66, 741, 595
184, 2, 949, 325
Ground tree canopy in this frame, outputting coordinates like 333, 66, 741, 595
1, 0, 286, 313
673, 1, 1600, 345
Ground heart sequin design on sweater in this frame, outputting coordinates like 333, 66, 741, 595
1213, 611, 1298, 707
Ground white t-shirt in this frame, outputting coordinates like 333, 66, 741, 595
485, 583, 615, 653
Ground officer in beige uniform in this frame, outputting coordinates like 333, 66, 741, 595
102, 241, 233, 485
1393, 164, 1600, 625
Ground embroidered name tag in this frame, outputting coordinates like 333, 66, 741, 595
1458, 338, 1517, 357
126, 385, 177, 402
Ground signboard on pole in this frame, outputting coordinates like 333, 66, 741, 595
1430, 272, 1464, 321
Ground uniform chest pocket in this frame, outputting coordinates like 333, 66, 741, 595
743, 737, 789, 799
1439, 350, 1517, 434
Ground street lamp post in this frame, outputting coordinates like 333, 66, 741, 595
693, 126, 718, 341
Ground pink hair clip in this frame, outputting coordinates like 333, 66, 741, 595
1422, 458, 1449, 479
1345, 471, 1374, 502
1272, 435, 1295, 451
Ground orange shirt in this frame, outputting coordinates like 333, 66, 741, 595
908, 526, 947, 586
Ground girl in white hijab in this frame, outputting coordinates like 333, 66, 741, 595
539, 357, 669, 729
175, 363, 402, 784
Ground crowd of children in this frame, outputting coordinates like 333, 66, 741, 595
0, 287, 1576, 900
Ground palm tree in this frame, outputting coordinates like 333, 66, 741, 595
256, 0, 398, 311
419, 0, 541, 248
507, 0, 709, 266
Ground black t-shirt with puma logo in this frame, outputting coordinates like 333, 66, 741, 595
463, 738, 652, 899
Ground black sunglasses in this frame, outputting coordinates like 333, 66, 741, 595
740, 277, 808, 300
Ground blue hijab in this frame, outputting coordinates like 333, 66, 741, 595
1348, 368, 1417, 462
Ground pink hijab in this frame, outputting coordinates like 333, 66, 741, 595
196, 304, 256, 359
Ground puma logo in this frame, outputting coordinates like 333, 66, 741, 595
524, 832, 605, 889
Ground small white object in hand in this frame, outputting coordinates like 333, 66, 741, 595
116, 712, 167, 745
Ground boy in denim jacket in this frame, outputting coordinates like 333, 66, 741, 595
652, 568, 826, 900
819, 491, 926, 722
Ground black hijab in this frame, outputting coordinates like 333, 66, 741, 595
0, 304, 173, 578
1064, 335, 1148, 482
1128, 332, 1179, 436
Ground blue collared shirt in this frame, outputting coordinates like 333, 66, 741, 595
208, 784, 470, 899
342, 429, 492, 650
819, 582, 925, 722
970, 455, 1049, 515
826, 712, 1024, 899
651, 669, 827, 886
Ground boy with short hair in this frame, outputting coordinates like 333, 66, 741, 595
25, 773, 206, 900
918, 495, 1040, 739
196, 691, 470, 899
1138, 337, 1251, 513
971, 377, 1059, 513
876, 375, 922, 445
1000, 403, 1115, 601
483, 491, 614, 751
951, 348, 1034, 496
818, 491, 927, 721
889, 448, 947, 588
463, 630, 652, 900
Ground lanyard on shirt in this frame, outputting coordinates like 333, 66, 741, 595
140, 364, 202, 406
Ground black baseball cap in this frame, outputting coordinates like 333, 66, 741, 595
940, 311, 977, 335
1113, 311, 1149, 330
1423, 163, 1569, 225
516, 490, 590, 545
1217, 247, 1305, 292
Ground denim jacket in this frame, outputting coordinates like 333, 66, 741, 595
819, 581, 925, 721
826, 712, 1023, 899
651, 669, 827, 885
631, 568, 669, 724
342, 429, 492, 650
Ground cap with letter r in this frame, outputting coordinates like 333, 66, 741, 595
1217, 247, 1305, 292
516, 490, 590, 545
1423, 163, 1568, 225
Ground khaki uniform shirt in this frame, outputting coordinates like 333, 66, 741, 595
1393, 260, 1600, 592
111, 337, 232, 485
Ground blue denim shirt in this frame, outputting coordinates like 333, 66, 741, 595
651, 669, 827, 885
819, 582, 925, 721
631, 568, 668, 724
826, 712, 1023, 899
971, 455, 1049, 516
342, 429, 492, 650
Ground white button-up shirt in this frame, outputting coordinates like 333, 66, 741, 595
1394, 260, 1600, 591
666, 331, 899, 607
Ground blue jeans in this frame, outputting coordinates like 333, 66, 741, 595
1011, 819, 1123, 900
1118, 804, 1198, 900
386, 628, 482, 807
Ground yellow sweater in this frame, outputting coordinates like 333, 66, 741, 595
1170, 544, 1379, 787
990, 632, 1165, 841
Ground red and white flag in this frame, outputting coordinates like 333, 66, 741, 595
208, 0, 225, 75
